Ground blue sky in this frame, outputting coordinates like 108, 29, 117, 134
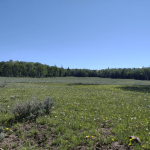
0, 0, 150, 70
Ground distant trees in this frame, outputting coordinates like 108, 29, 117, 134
12, 61, 20, 77
0, 61, 4, 76
99, 67, 150, 80
19, 61, 27, 77
0, 60, 150, 80
143, 68, 150, 80
67, 67, 70, 76
26, 62, 34, 77
34, 62, 44, 77
59, 66, 65, 77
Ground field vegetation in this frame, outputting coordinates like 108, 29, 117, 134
0, 77, 150, 150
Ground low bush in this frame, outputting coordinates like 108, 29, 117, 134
10, 97, 54, 122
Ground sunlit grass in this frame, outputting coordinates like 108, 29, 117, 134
0, 77, 150, 149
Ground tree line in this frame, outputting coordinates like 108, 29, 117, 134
0, 60, 150, 80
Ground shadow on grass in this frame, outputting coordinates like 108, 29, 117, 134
0, 114, 36, 129
115, 85, 150, 93
67, 83, 102, 86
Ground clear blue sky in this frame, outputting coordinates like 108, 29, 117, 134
0, 0, 150, 70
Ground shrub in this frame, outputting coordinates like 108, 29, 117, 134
40, 97, 54, 115
0, 132, 5, 142
10, 96, 54, 122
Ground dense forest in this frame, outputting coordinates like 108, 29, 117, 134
0, 60, 150, 80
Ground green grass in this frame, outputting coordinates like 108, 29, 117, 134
0, 77, 150, 149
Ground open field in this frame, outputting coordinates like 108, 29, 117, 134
0, 77, 150, 150
1, 77, 150, 86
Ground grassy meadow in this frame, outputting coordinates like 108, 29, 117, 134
0, 77, 150, 150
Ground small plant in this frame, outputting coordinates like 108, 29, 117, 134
0, 132, 5, 142
12, 142, 17, 148
7, 129, 13, 135
2, 144, 8, 150
10, 96, 16, 100
12, 125, 18, 131
30, 129, 38, 136
47, 126, 51, 131
23, 140, 32, 148
20, 134, 25, 140
16, 129, 22, 136
0, 126, 4, 133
